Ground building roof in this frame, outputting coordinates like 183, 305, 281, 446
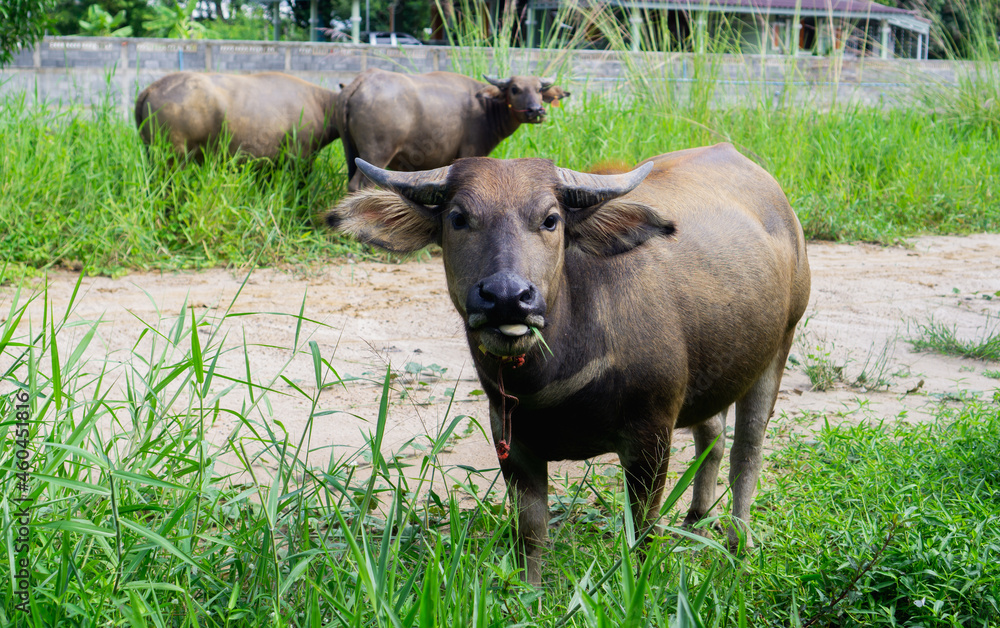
528, 0, 931, 34
702, 0, 911, 13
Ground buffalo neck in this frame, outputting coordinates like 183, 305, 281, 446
481, 97, 522, 154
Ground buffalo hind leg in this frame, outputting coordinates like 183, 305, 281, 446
728, 329, 796, 550
683, 410, 726, 531
346, 137, 399, 192
342, 134, 364, 192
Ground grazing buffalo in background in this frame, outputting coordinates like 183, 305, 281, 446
327, 143, 811, 585
135, 72, 340, 164
337, 69, 569, 191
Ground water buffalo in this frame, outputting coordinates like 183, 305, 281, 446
326, 144, 811, 585
135, 72, 340, 164
337, 69, 569, 191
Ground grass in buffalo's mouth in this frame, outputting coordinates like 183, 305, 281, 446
530, 325, 555, 357
907, 314, 1000, 362
3, 279, 999, 626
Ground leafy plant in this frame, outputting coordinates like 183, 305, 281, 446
78, 4, 132, 37
142, 0, 210, 39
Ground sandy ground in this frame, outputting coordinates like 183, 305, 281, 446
4, 234, 999, 505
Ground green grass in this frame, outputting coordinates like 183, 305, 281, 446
908, 315, 1000, 362
2, 281, 999, 626
752, 404, 1000, 625
0, 89, 361, 279
2, 63, 1000, 279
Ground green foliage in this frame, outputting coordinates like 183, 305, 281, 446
754, 403, 1000, 625
51, 0, 152, 38
204, 6, 282, 41
78, 4, 133, 37
0, 90, 359, 276
143, 0, 211, 39
0, 0, 52, 66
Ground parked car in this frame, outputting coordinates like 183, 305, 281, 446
358, 31, 422, 46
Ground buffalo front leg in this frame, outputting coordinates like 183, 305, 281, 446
493, 408, 548, 586
683, 410, 726, 530
728, 330, 795, 549
620, 435, 671, 543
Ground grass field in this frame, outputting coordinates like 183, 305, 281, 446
1, 63, 999, 280
1, 283, 998, 627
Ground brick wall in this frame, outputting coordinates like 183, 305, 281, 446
1, 36, 962, 112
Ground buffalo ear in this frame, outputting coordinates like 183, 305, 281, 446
325, 189, 440, 254
476, 85, 504, 102
565, 200, 676, 257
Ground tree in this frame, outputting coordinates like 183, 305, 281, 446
1, 0, 53, 66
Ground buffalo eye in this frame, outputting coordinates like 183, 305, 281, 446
541, 214, 560, 231
449, 211, 469, 230
511, 86, 521, 95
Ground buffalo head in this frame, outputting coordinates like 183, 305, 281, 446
480, 76, 569, 123
327, 157, 670, 358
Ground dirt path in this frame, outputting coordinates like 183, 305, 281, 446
4, 234, 999, 501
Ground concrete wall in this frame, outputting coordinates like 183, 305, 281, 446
1, 36, 964, 113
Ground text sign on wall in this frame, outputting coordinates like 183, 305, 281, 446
48, 41, 116, 51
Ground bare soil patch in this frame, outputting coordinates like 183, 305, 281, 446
5, 234, 999, 500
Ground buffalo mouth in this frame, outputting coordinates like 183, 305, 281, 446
468, 314, 545, 357
525, 113, 546, 123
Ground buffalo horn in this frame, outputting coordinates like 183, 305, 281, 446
556, 162, 654, 208
483, 75, 512, 90
355, 159, 451, 207
539, 77, 555, 90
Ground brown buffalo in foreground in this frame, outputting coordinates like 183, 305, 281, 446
135, 72, 340, 164
327, 144, 811, 585
337, 69, 569, 191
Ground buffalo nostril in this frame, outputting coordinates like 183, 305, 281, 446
479, 284, 495, 303
519, 286, 535, 303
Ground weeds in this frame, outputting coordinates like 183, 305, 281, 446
908, 314, 1000, 361
802, 347, 847, 391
